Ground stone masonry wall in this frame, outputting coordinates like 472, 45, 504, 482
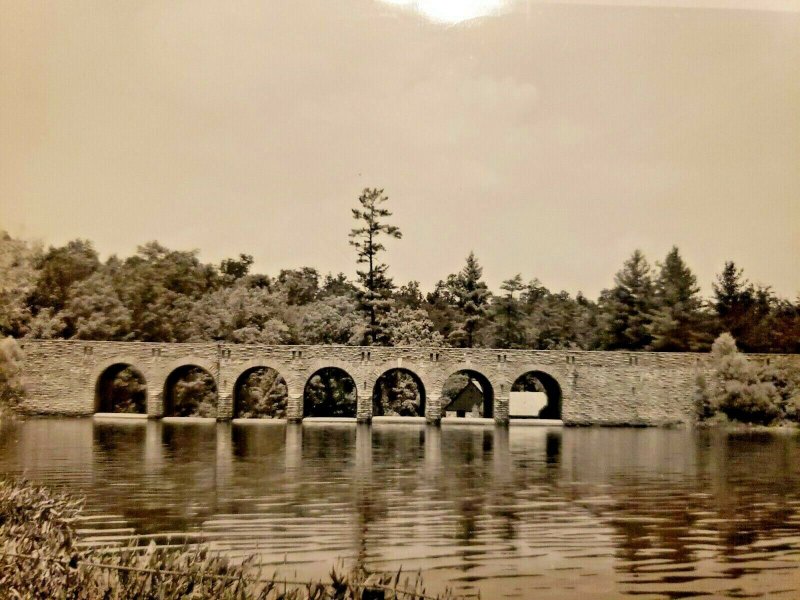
15, 339, 800, 426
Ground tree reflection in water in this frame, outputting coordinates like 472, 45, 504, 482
1, 421, 800, 598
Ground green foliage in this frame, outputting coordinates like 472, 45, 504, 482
373, 370, 424, 417
444, 253, 491, 348
220, 253, 254, 281
697, 333, 800, 426
100, 366, 147, 414
23, 307, 66, 339
113, 242, 219, 342
648, 247, 707, 351
713, 261, 753, 340
64, 272, 132, 340
0, 232, 41, 337
395, 281, 425, 310
598, 250, 655, 350
0, 337, 25, 415
304, 368, 357, 417
277, 267, 321, 305
236, 368, 288, 418
710, 262, 797, 353
510, 373, 545, 393
349, 188, 402, 345
293, 296, 366, 345
493, 274, 525, 349
0, 479, 454, 599
693, 373, 715, 421
169, 368, 218, 418
4, 227, 798, 354
30, 239, 100, 313
383, 307, 443, 347
188, 285, 289, 344
517, 282, 598, 350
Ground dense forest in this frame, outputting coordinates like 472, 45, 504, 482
1, 188, 799, 421
1, 189, 798, 354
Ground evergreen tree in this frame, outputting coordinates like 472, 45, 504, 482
648, 246, 705, 350
349, 188, 402, 345
494, 274, 525, 349
395, 280, 424, 310
447, 252, 491, 348
712, 261, 754, 340
598, 249, 655, 350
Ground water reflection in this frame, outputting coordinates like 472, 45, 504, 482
0, 419, 799, 598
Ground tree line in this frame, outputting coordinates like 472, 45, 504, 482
1, 188, 798, 353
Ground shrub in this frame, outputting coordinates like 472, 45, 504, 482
0, 479, 455, 599
236, 368, 288, 418
698, 333, 797, 425
0, 337, 25, 415
171, 367, 218, 417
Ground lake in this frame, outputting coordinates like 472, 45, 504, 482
1, 418, 799, 599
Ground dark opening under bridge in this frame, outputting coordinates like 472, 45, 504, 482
15, 339, 767, 426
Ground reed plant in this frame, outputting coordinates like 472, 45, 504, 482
0, 479, 455, 600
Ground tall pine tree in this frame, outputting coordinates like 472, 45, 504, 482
494, 274, 525, 349
648, 246, 705, 350
349, 188, 402, 345
598, 249, 655, 350
712, 261, 755, 341
447, 252, 491, 348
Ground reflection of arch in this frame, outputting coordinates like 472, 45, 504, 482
163, 363, 218, 418
442, 369, 494, 419
303, 367, 357, 418
95, 363, 147, 414
232, 365, 288, 419
372, 368, 426, 417
510, 368, 562, 420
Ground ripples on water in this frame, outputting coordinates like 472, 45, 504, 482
1, 419, 799, 599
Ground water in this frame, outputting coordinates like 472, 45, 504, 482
1, 418, 800, 599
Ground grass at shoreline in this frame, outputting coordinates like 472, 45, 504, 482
0, 479, 456, 600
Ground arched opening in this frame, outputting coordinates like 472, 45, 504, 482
372, 368, 426, 417
510, 370, 562, 420
233, 366, 288, 419
303, 367, 357, 418
442, 370, 493, 419
163, 365, 218, 418
95, 364, 147, 414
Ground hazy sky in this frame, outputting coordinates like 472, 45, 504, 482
1, 0, 798, 298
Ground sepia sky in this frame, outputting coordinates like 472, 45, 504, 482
1, 0, 798, 299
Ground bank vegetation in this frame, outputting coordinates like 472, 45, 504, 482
0, 479, 455, 600
696, 334, 800, 427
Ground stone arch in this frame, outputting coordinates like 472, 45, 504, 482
372, 367, 426, 417
93, 359, 148, 414
232, 363, 289, 419
509, 366, 563, 420
441, 366, 494, 419
303, 365, 358, 418
162, 357, 219, 418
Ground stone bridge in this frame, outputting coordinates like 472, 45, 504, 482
20, 339, 786, 426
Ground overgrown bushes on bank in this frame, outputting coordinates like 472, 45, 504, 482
0, 479, 453, 600
0, 337, 24, 416
696, 333, 800, 426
